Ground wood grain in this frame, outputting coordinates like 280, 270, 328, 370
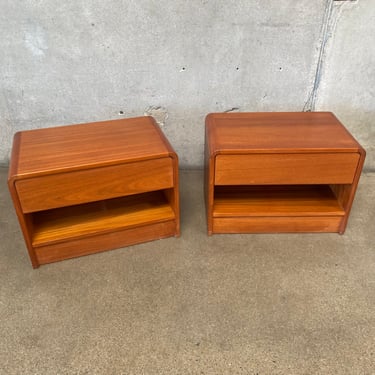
206, 112, 362, 154
205, 112, 366, 234
11, 116, 173, 176
32, 191, 175, 247
212, 217, 342, 233
215, 153, 359, 185
8, 116, 179, 267
35, 221, 177, 265
16, 158, 173, 212
213, 185, 345, 217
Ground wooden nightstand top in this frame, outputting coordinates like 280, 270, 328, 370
9, 116, 174, 178
206, 112, 364, 155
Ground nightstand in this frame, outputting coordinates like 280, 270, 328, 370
8, 116, 179, 268
205, 112, 365, 234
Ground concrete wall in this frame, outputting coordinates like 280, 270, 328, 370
315, 0, 375, 171
0, 0, 373, 169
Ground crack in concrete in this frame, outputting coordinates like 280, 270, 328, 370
144, 106, 168, 127
303, 0, 358, 112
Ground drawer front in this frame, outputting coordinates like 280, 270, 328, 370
16, 158, 174, 213
215, 153, 360, 185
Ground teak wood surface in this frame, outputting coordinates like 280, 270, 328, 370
8, 116, 180, 268
205, 112, 366, 235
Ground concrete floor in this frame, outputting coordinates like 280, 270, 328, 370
1, 167, 374, 374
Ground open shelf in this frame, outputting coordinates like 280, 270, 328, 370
31, 190, 175, 247
213, 185, 345, 218
205, 113, 365, 234
9, 116, 180, 267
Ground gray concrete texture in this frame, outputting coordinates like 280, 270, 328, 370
316, 0, 375, 170
1, 0, 374, 169
1, 168, 375, 373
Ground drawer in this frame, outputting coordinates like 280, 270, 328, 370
215, 153, 360, 185
16, 158, 174, 213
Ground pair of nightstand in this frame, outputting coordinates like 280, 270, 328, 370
8, 112, 365, 268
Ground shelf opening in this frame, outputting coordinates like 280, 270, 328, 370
213, 185, 346, 217
30, 190, 175, 247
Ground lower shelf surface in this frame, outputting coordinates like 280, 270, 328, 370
213, 185, 345, 217
211, 185, 346, 233
31, 191, 175, 247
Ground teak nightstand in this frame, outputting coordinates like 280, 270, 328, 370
205, 112, 365, 235
8, 116, 180, 268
